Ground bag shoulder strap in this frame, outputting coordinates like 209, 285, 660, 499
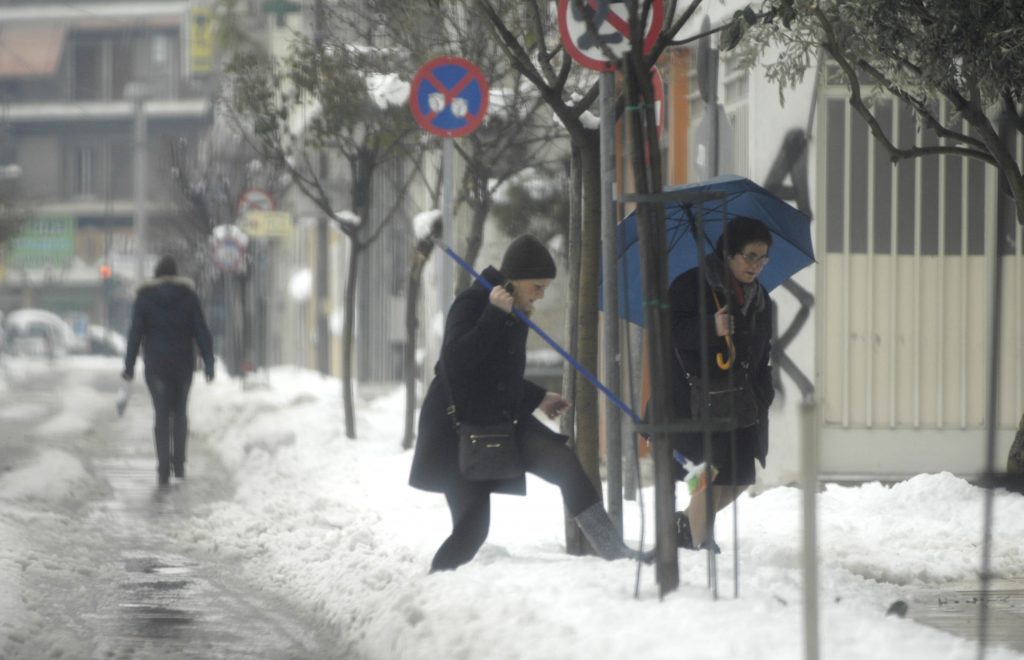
438, 353, 460, 430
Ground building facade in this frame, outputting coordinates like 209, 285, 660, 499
0, 1, 214, 335
654, 5, 1023, 484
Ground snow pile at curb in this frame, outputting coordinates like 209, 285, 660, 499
0, 449, 93, 502
185, 367, 1024, 660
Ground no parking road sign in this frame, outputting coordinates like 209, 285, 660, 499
410, 56, 489, 138
558, 0, 664, 72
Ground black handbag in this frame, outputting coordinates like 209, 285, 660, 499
456, 420, 522, 480
689, 375, 759, 429
440, 356, 524, 481
677, 349, 759, 430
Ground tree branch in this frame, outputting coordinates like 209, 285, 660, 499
1003, 89, 1024, 134
815, 9, 996, 167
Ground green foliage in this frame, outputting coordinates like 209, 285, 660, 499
223, 13, 417, 192
740, 0, 1024, 113
491, 169, 569, 241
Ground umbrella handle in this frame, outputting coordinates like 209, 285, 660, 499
712, 289, 736, 370
716, 336, 736, 370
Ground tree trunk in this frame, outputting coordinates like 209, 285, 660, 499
342, 243, 360, 439
563, 148, 586, 555
625, 53, 678, 595
575, 133, 603, 495
1009, 414, 1024, 474
561, 132, 604, 556
459, 197, 491, 291
403, 233, 437, 450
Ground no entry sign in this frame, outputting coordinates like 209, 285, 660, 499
558, 0, 664, 72
410, 56, 489, 138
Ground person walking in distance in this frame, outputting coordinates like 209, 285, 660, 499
410, 234, 652, 571
123, 256, 215, 485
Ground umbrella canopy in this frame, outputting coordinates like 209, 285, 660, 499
608, 175, 815, 326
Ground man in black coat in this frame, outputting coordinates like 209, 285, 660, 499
123, 256, 215, 485
410, 235, 651, 571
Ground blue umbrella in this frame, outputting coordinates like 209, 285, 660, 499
608, 175, 815, 326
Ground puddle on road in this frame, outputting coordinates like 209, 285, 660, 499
79, 452, 343, 659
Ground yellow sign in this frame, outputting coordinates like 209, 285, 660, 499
242, 210, 293, 238
189, 8, 215, 75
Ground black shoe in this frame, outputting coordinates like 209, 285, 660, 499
675, 511, 694, 549
174, 466, 184, 479
158, 474, 170, 485
698, 539, 722, 555
675, 511, 722, 554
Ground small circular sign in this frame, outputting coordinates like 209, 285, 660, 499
211, 236, 247, 273
410, 57, 489, 138
236, 188, 275, 214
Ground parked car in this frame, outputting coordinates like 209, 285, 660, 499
3, 309, 75, 358
86, 324, 127, 356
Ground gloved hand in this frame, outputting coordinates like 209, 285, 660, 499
121, 370, 133, 382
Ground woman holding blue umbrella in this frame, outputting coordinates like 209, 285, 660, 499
668, 217, 775, 552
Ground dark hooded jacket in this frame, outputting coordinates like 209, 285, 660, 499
124, 276, 214, 378
668, 259, 774, 467
409, 266, 547, 495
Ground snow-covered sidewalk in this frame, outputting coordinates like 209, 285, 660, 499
187, 366, 1023, 659
3, 358, 1024, 659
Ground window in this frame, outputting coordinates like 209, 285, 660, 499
72, 39, 102, 100
823, 97, 988, 256
73, 146, 96, 196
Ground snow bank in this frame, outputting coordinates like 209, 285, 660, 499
182, 366, 1024, 660
0, 450, 93, 503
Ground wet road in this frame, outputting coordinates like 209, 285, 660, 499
1, 360, 343, 659
907, 578, 1024, 653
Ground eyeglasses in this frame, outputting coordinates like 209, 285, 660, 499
738, 252, 770, 267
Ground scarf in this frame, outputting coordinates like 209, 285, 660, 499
703, 254, 765, 316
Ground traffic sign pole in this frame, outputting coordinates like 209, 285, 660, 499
599, 70, 624, 532
409, 56, 489, 316
441, 138, 455, 313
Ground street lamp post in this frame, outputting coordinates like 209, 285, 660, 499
125, 82, 150, 282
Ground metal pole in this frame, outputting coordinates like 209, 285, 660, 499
600, 71, 623, 531
132, 92, 148, 282
801, 397, 820, 660
977, 138, 1009, 659
441, 138, 455, 313
314, 0, 330, 376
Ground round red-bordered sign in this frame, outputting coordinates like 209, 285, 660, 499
409, 56, 489, 138
236, 188, 275, 214
558, 0, 664, 72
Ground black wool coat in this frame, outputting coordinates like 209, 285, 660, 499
124, 276, 215, 379
668, 266, 774, 467
409, 266, 547, 496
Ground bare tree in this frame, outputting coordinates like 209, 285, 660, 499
163, 121, 289, 374
224, 4, 424, 438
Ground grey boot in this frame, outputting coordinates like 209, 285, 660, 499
574, 503, 655, 563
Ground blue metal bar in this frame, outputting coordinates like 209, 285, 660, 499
432, 237, 643, 425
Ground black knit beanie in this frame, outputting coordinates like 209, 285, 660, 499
499, 234, 557, 280
154, 255, 178, 277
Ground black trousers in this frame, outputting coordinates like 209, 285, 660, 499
430, 417, 600, 572
145, 364, 194, 478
